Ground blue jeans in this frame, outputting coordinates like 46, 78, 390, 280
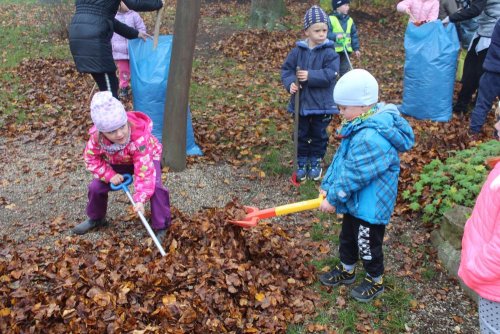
470, 71, 500, 134
298, 114, 332, 159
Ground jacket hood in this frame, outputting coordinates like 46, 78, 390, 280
347, 103, 415, 152
297, 39, 335, 50
88, 111, 153, 140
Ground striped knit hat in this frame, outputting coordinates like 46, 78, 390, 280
303, 5, 328, 30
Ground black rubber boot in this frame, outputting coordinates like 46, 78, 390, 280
72, 218, 108, 235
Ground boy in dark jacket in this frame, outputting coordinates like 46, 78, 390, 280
281, 6, 340, 182
469, 19, 500, 138
327, 0, 361, 77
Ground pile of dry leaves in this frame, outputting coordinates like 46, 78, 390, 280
0, 203, 321, 333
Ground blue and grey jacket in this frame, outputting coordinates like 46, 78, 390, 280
321, 103, 415, 225
327, 12, 360, 52
281, 39, 339, 116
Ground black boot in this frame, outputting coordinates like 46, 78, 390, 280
72, 218, 108, 235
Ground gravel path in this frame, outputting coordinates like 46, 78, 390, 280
0, 137, 296, 242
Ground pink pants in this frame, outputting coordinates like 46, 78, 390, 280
116, 59, 130, 89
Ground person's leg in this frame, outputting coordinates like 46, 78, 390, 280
350, 217, 386, 302
339, 213, 361, 267
478, 296, 500, 333
318, 213, 358, 286
308, 114, 331, 160
91, 72, 119, 99
357, 220, 386, 278
86, 179, 110, 220
116, 60, 130, 89
470, 72, 500, 134
454, 38, 481, 113
307, 114, 331, 180
149, 160, 171, 230
296, 115, 311, 181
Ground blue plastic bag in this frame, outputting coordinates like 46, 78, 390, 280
128, 36, 202, 156
401, 21, 460, 122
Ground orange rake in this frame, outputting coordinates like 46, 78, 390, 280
230, 195, 324, 228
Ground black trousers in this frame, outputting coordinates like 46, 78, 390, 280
455, 37, 489, 113
297, 114, 332, 160
91, 72, 119, 99
339, 213, 386, 278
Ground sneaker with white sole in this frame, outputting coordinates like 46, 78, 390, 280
307, 158, 322, 181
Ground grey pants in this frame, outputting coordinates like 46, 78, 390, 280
479, 296, 500, 334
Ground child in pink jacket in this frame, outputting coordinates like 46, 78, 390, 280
397, 0, 439, 24
458, 120, 500, 333
111, 2, 147, 98
73, 91, 171, 241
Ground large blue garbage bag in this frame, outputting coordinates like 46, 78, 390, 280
128, 36, 202, 156
401, 21, 460, 122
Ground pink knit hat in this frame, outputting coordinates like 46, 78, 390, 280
90, 91, 128, 133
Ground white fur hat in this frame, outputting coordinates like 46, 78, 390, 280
334, 69, 379, 106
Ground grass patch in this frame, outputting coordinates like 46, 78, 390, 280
0, 72, 26, 125
261, 148, 292, 176
0, 24, 69, 68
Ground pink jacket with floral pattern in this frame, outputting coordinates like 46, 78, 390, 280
83, 111, 162, 204
458, 161, 500, 302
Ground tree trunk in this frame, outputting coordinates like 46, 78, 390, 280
249, 0, 287, 30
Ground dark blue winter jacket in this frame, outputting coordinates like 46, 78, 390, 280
327, 13, 360, 52
483, 19, 500, 74
281, 39, 339, 116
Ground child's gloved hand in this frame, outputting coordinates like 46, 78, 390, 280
134, 202, 145, 214
110, 174, 124, 185
491, 175, 500, 191
290, 82, 299, 94
354, 50, 361, 58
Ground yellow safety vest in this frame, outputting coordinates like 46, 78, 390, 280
329, 16, 353, 53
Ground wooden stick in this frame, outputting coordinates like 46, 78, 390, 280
153, 7, 164, 49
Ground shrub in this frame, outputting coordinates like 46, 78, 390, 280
402, 140, 500, 223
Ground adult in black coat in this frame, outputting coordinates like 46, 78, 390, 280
69, 0, 163, 98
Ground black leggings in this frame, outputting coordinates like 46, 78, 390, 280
339, 213, 386, 277
91, 72, 119, 99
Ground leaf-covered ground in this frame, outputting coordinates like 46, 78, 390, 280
0, 1, 498, 333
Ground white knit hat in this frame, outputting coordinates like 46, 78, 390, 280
334, 69, 379, 106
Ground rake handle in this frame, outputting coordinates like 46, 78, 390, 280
274, 196, 323, 216
110, 174, 167, 257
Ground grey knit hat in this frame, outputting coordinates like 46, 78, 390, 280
303, 5, 328, 30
